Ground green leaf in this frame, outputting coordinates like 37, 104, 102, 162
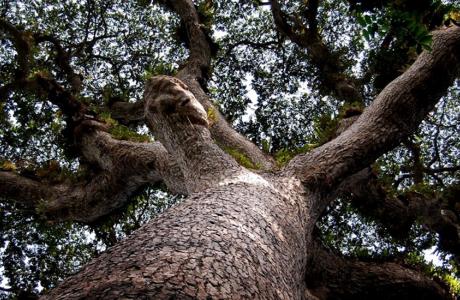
364, 15, 372, 24
357, 15, 367, 27
420, 34, 433, 50
362, 29, 370, 40
369, 23, 379, 36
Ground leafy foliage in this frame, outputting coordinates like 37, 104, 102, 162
0, 201, 98, 298
1, 0, 460, 297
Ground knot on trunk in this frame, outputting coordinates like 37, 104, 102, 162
144, 75, 208, 127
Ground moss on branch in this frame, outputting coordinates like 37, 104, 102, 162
99, 112, 151, 143
221, 146, 261, 169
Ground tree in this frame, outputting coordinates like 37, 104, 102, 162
1, 0, 460, 299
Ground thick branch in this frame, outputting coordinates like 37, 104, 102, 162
0, 130, 185, 223
342, 168, 460, 262
0, 171, 52, 208
162, 0, 212, 79
26, 75, 86, 120
270, 0, 363, 104
155, 0, 276, 170
0, 18, 31, 78
144, 76, 244, 193
1, 75, 86, 123
0, 170, 150, 223
288, 26, 460, 200
306, 239, 453, 300
77, 126, 186, 192
108, 89, 275, 170
109, 100, 145, 125
181, 77, 275, 170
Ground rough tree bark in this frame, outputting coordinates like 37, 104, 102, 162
39, 24, 460, 299
1, 0, 460, 299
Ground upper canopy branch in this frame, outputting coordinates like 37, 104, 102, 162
27, 74, 87, 120
33, 33, 83, 94
269, 0, 363, 104
0, 18, 83, 95
287, 26, 460, 206
160, 0, 213, 80
0, 19, 87, 123
0, 18, 32, 78
215, 39, 280, 67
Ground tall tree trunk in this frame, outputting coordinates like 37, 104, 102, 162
38, 25, 460, 299
42, 174, 313, 299
41, 75, 314, 299
2, 0, 459, 298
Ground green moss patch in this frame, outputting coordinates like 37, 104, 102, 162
222, 146, 260, 170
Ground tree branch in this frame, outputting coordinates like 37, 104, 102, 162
108, 91, 275, 170
144, 76, 244, 193
0, 18, 32, 78
158, 0, 212, 80
403, 138, 425, 184
109, 100, 146, 125
215, 39, 280, 66
182, 79, 275, 170
0, 130, 186, 223
26, 74, 87, 120
269, 0, 363, 104
341, 168, 460, 262
156, 0, 275, 170
33, 33, 83, 94
0, 170, 52, 208
0, 19, 190, 223
287, 26, 460, 202
0, 19, 87, 124
306, 239, 453, 300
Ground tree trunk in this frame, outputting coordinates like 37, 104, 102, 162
2, 0, 460, 297
39, 171, 452, 300
42, 174, 313, 299
40, 67, 457, 300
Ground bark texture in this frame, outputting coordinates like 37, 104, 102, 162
42, 176, 312, 299
2, 1, 460, 299
41, 29, 460, 295
0, 128, 186, 222
288, 26, 460, 195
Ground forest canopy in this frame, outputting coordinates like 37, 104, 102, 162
0, 0, 460, 298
